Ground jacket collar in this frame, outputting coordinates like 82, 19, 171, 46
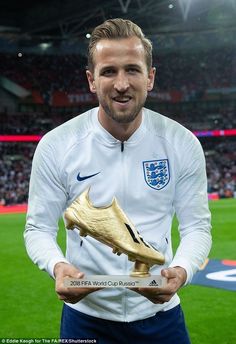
90, 107, 147, 147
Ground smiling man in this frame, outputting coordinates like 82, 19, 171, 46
86, 35, 155, 138
24, 18, 212, 344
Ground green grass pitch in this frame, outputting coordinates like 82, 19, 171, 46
0, 198, 235, 343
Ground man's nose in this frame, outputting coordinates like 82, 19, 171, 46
114, 72, 129, 92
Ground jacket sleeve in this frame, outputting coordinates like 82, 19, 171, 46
24, 136, 69, 278
170, 134, 212, 284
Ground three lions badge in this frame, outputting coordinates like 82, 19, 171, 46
143, 159, 170, 190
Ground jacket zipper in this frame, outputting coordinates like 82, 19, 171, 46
120, 140, 128, 320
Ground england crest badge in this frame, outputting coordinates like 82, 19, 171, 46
143, 159, 170, 190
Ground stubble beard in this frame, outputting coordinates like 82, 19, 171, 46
100, 98, 146, 124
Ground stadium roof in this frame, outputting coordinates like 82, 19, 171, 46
0, 0, 236, 42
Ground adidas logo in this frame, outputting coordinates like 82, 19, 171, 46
149, 279, 159, 286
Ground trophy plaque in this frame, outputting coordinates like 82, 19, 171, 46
64, 189, 166, 288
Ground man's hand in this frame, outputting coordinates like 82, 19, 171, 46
54, 262, 102, 304
131, 266, 187, 304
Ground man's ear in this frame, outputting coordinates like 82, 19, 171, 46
147, 67, 156, 92
86, 70, 96, 93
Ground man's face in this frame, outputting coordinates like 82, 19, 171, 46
86, 36, 155, 124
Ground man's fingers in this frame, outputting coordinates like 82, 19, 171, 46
57, 286, 102, 303
54, 263, 103, 304
161, 268, 176, 279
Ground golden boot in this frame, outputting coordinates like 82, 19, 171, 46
64, 189, 165, 277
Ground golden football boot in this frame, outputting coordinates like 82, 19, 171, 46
64, 189, 165, 277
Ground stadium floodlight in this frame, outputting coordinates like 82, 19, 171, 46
118, 0, 131, 13
178, 0, 192, 21
39, 42, 52, 50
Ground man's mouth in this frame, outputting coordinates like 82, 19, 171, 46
112, 96, 132, 103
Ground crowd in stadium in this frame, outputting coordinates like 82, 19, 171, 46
0, 47, 236, 204
207, 141, 236, 198
154, 47, 236, 92
0, 138, 235, 205
0, 53, 88, 103
0, 46, 236, 100
1, 102, 236, 134
0, 142, 35, 205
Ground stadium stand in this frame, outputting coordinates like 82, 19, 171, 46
0, 142, 36, 205
0, 46, 236, 102
205, 138, 236, 199
0, 46, 236, 204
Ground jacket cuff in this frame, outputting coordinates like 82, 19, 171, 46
47, 257, 70, 279
169, 257, 194, 285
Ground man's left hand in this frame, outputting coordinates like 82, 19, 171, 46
131, 266, 187, 304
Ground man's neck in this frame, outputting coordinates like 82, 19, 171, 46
98, 110, 142, 142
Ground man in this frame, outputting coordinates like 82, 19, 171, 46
24, 18, 212, 343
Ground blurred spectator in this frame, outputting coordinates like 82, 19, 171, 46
0, 142, 36, 205
204, 139, 236, 198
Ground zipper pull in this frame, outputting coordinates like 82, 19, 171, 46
121, 142, 124, 152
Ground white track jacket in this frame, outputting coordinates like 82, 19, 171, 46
24, 107, 212, 322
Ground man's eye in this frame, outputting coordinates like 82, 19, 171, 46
127, 68, 139, 74
102, 69, 115, 76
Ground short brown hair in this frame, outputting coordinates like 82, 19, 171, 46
87, 18, 153, 72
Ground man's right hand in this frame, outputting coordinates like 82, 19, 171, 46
54, 262, 102, 304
